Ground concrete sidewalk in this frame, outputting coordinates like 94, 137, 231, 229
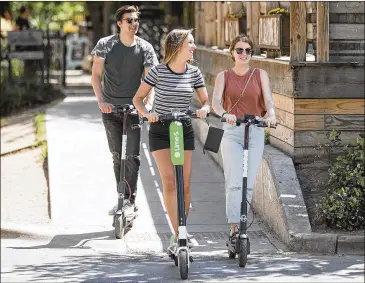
2, 86, 364, 283
44, 89, 286, 254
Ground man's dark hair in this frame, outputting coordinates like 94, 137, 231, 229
20, 6, 27, 14
114, 5, 140, 33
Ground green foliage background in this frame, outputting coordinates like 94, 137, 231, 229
9, 2, 86, 31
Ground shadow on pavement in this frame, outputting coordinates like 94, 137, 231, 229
3, 251, 363, 282
7, 230, 115, 250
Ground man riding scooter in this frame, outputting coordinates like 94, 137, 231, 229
91, 5, 158, 220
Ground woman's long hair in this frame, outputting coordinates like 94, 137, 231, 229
162, 28, 194, 65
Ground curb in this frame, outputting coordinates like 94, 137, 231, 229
289, 232, 365, 255
337, 235, 365, 255
289, 232, 338, 254
1, 222, 55, 239
191, 115, 365, 256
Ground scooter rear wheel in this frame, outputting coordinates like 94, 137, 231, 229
178, 250, 188, 280
238, 238, 248, 267
114, 215, 126, 239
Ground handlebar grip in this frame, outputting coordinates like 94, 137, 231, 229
221, 117, 245, 123
221, 117, 277, 128
257, 124, 277, 129
112, 104, 134, 114
187, 111, 210, 118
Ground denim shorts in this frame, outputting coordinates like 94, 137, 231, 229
148, 120, 195, 152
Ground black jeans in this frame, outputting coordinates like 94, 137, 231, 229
102, 112, 141, 204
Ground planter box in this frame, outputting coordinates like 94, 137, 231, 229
224, 17, 247, 46
258, 14, 290, 56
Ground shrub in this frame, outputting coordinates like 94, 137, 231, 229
265, 129, 270, 144
318, 136, 365, 231
0, 80, 64, 117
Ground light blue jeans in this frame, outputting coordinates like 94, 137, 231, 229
221, 123, 265, 224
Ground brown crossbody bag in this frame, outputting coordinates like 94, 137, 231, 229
203, 68, 256, 154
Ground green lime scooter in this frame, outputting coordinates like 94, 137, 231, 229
144, 109, 201, 280
221, 114, 275, 267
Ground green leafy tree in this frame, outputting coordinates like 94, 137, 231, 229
9, 2, 86, 31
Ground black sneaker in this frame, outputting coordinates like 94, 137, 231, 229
228, 226, 239, 246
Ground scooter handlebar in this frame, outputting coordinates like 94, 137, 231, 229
112, 104, 141, 118
141, 112, 209, 122
221, 115, 277, 128
112, 104, 134, 113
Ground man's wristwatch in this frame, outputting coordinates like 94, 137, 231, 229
221, 112, 228, 117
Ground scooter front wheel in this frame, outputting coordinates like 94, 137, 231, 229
238, 238, 248, 267
178, 250, 188, 280
114, 214, 126, 239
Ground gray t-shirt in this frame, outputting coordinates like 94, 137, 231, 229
91, 34, 158, 105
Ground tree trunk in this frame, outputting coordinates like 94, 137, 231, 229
87, 2, 104, 47
103, 2, 111, 37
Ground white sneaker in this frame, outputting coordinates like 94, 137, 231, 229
123, 199, 136, 220
108, 203, 118, 216
108, 200, 136, 218
167, 234, 177, 255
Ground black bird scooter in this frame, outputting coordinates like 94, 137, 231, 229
221, 114, 275, 267
112, 104, 142, 239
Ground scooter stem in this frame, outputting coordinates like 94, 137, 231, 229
175, 165, 187, 246
240, 122, 251, 236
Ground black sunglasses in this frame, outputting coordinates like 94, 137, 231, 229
123, 17, 140, 24
234, 48, 252, 55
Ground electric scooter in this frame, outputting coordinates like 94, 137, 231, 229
144, 109, 200, 280
112, 104, 143, 239
221, 114, 275, 267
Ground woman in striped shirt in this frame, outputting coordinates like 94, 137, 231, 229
133, 29, 210, 245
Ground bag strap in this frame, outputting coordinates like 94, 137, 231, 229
227, 68, 256, 114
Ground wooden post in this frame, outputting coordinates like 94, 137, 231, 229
290, 2, 307, 62
204, 2, 217, 46
194, 3, 204, 45
189, 2, 195, 29
194, 3, 199, 43
246, 2, 260, 53
246, 2, 252, 37
259, 2, 266, 15
316, 2, 329, 62
251, 2, 261, 54
222, 2, 229, 48
216, 2, 224, 48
